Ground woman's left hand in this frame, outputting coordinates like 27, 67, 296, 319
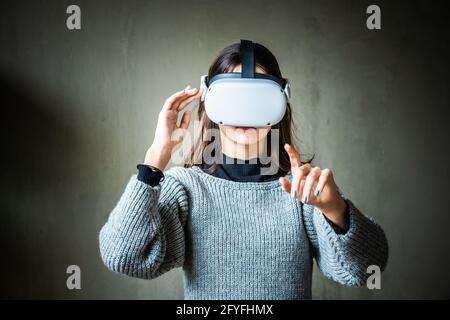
279, 143, 348, 228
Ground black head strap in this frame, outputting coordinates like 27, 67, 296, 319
240, 39, 254, 78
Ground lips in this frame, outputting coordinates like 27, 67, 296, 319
235, 126, 256, 131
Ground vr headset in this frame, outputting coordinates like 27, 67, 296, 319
200, 39, 291, 127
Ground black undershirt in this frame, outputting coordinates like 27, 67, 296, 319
199, 153, 284, 182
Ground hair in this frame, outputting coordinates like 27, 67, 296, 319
183, 41, 313, 174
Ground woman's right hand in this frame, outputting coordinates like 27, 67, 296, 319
144, 85, 202, 171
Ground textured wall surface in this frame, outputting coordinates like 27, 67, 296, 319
1, 0, 449, 299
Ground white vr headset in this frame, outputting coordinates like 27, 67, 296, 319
200, 39, 291, 127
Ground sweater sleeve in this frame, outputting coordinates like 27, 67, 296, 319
303, 190, 389, 287
99, 172, 189, 279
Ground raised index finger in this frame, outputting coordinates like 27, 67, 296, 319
284, 143, 302, 168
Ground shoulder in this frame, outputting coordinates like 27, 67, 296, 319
164, 166, 198, 181
162, 166, 205, 190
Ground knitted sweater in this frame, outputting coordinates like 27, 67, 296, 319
99, 166, 388, 299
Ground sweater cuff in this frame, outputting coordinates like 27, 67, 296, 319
137, 164, 164, 186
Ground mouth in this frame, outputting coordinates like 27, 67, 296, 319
235, 126, 256, 131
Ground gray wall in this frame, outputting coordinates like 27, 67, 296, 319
1, 0, 449, 299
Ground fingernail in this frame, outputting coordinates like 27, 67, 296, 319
314, 189, 320, 196
303, 195, 308, 203
185, 85, 191, 91
291, 189, 296, 199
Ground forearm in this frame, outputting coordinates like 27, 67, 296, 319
320, 196, 348, 229
99, 175, 164, 278
144, 144, 172, 171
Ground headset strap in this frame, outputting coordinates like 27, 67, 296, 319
240, 39, 255, 78
208, 72, 286, 88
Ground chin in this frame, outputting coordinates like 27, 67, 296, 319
234, 134, 259, 145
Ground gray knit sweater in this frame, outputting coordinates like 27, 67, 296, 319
99, 166, 388, 299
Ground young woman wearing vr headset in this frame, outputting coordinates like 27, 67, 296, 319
99, 40, 388, 299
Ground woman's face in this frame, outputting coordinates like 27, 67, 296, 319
218, 64, 271, 146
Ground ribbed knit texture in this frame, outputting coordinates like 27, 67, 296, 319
99, 166, 388, 300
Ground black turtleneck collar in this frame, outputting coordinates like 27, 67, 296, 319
200, 153, 284, 183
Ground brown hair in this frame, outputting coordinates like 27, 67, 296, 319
184, 41, 313, 174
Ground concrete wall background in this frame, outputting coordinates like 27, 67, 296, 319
1, 0, 449, 299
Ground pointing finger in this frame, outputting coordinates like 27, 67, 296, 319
284, 143, 302, 168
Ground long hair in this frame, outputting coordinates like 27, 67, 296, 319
184, 41, 313, 174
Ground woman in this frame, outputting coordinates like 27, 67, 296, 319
99, 41, 388, 300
